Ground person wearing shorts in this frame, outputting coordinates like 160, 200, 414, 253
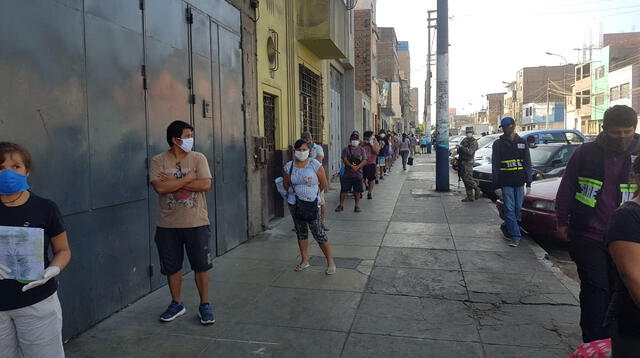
150, 120, 215, 325
336, 132, 367, 213
360, 131, 379, 200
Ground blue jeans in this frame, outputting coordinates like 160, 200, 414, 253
501, 186, 524, 239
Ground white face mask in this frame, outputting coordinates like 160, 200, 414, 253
380, 134, 386, 138
179, 137, 194, 153
294, 150, 309, 161
466, 133, 473, 138
351, 140, 360, 147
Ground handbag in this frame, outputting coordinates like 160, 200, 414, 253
407, 156, 414, 166
288, 162, 319, 221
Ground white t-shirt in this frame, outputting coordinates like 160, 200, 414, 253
310, 144, 324, 161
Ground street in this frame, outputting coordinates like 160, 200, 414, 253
64, 155, 582, 358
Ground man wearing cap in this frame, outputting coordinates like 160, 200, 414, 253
491, 117, 532, 247
301, 131, 328, 230
336, 132, 367, 213
457, 126, 481, 202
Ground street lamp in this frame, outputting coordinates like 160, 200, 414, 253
545, 52, 568, 129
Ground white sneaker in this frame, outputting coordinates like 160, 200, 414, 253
508, 239, 520, 247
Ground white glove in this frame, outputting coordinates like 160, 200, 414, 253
22, 266, 60, 292
525, 186, 531, 195
0, 263, 11, 279
494, 189, 502, 199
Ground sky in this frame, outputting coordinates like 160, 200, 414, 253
375, 0, 640, 125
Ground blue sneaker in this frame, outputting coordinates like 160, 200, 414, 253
198, 303, 216, 325
159, 301, 186, 322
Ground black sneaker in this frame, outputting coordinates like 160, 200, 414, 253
160, 301, 186, 322
198, 303, 216, 325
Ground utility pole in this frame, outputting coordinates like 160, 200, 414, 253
435, 0, 449, 191
546, 78, 550, 130
425, 10, 437, 132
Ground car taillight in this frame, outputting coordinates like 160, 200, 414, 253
531, 200, 555, 212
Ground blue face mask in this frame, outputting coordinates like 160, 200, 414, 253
0, 169, 30, 195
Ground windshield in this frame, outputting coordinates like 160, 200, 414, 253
529, 146, 576, 166
477, 135, 498, 148
450, 136, 464, 144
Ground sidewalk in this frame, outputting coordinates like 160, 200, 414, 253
65, 154, 581, 358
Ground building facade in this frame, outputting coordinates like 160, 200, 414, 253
485, 92, 506, 128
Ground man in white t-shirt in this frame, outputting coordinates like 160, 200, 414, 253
301, 132, 328, 230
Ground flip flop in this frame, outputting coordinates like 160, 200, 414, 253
335, 205, 344, 212
294, 263, 311, 272
326, 266, 337, 275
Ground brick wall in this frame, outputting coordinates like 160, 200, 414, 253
354, 10, 372, 96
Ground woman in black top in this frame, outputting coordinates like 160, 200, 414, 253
0, 142, 71, 357
606, 157, 640, 356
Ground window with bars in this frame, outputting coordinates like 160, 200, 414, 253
263, 93, 277, 152
299, 65, 323, 143
595, 66, 605, 79
595, 93, 605, 106
620, 83, 630, 99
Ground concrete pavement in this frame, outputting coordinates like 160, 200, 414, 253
65, 154, 581, 358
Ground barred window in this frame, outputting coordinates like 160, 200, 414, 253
620, 83, 630, 99
610, 86, 620, 101
300, 65, 323, 143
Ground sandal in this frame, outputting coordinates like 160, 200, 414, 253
335, 205, 344, 212
294, 263, 311, 272
326, 266, 337, 275
354, 207, 361, 213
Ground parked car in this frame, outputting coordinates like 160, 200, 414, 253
472, 143, 579, 199
496, 176, 565, 242
473, 129, 585, 167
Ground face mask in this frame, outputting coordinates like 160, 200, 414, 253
503, 127, 515, 136
351, 141, 360, 147
294, 150, 309, 161
179, 137, 194, 153
0, 169, 30, 195
380, 134, 385, 138
307, 142, 315, 149
605, 134, 634, 153
466, 133, 473, 138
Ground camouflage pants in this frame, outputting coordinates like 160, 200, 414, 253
460, 161, 479, 193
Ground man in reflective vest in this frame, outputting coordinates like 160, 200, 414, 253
556, 105, 640, 343
492, 117, 532, 248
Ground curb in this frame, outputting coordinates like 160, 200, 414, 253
528, 240, 580, 301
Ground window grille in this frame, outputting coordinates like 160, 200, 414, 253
263, 93, 276, 151
299, 65, 323, 143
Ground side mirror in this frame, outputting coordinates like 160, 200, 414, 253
551, 159, 563, 167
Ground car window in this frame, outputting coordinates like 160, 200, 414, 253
538, 132, 565, 144
477, 135, 497, 148
551, 146, 577, 165
530, 148, 554, 165
565, 132, 584, 144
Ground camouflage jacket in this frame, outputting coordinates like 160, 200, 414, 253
458, 137, 478, 162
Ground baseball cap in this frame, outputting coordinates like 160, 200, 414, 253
350, 132, 360, 140
499, 117, 515, 128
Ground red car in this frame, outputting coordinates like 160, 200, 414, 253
496, 176, 567, 242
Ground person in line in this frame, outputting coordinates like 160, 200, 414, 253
336, 133, 367, 213
360, 131, 380, 200
385, 131, 394, 175
284, 139, 336, 275
376, 131, 388, 180
301, 131, 328, 231
491, 117, 532, 248
392, 132, 400, 162
606, 156, 640, 356
410, 134, 419, 155
458, 127, 482, 202
420, 134, 430, 154
0, 142, 71, 358
150, 120, 215, 325
399, 133, 413, 171
556, 105, 640, 343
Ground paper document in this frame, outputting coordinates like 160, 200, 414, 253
0, 226, 45, 281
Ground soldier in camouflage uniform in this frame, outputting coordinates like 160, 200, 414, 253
457, 127, 482, 202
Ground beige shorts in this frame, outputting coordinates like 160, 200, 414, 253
0, 292, 64, 358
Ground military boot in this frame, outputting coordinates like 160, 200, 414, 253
474, 187, 482, 200
461, 190, 474, 202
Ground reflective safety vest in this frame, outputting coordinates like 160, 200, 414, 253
500, 159, 524, 171
570, 139, 640, 230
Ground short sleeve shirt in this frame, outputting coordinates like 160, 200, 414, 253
310, 144, 324, 162
342, 146, 367, 179
284, 159, 322, 204
606, 201, 640, 337
360, 143, 377, 165
150, 151, 212, 228
0, 193, 65, 311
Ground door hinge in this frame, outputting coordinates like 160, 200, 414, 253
142, 78, 148, 90
141, 65, 146, 77
187, 78, 192, 90
189, 94, 196, 104
148, 264, 154, 277
139, 0, 144, 10
185, 8, 193, 24
241, 103, 245, 112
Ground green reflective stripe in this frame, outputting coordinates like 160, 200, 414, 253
578, 177, 603, 189
499, 167, 524, 171
575, 192, 597, 207
620, 184, 638, 192
500, 160, 519, 163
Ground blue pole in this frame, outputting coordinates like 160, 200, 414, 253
435, 0, 449, 191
